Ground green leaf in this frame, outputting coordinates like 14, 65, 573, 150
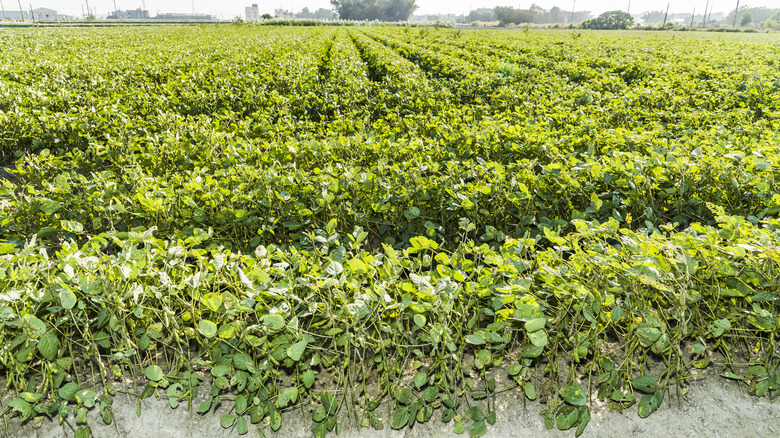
348, 258, 368, 275
465, 334, 485, 345
560, 382, 587, 406
414, 372, 427, 388
0, 242, 18, 254
233, 353, 255, 372
220, 414, 236, 428
287, 340, 308, 362
303, 369, 315, 389
637, 390, 664, 418
59, 382, 80, 401
721, 371, 745, 380
466, 406, 484, 421
413, 314, 426, 327
59, 288, 78, 310
527, 330, 548, 347
524, 318, 546, 332
633, 375, 658, 393
524, 382, 537, 400
19, 392, 43, 403
276, 387, 298, 408
236, 416, 248, 435
575, 406, 590, 437
424, 386, 439, 403
197, 398, 212, 414
270, 409, 281, 431
610, 306, 623, 322
41, 200, 62, 214
709, 318, 731, 338
404, 207, 421, 220
202, 292, 224, 312
76, 389, 97, 408
390, 406, 409, 429
262, 314, 285, 331
8, 398, 32, 419
74, 427, 91, 438
453, 421, 466, 434
469, 420, 487, 438
61, 220, 84, 234
37, 333, 59, 360
395, 388, 413, 405
556, 405, 579, 430
144, 365, 164, 382
227, 394, 244, 415
325, 261, 343, 276
198, 319, 217, 338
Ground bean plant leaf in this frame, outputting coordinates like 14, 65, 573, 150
198, 319, 217, 338
560, 382, 587, 406
556, 405, 579, 430
144, 365, 164, 382
37, 333, 59, 360
287, 340, 308, 362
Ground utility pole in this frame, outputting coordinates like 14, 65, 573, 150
81, 4, 84, 19
702, 0, 709, 26
690, 7, 695, 26
85, 0, 90, 17
732, 0, 740, 27
662, 3, 669, 27
570, 0, 575, 25
0, 0, 6, 20
17, 0, 23, 21
113, 0, 117, 19
627, 0, 631, 14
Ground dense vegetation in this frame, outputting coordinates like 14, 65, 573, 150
1, 26, 780, 437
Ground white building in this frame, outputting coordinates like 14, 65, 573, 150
1, 8, 69, 21
245, 4, 259, 21
108, 9, 150, 20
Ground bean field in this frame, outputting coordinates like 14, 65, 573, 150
1, 26, 780, 437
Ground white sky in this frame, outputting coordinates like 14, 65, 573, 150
19, 1, 778, 20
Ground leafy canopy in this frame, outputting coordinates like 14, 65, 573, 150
584, 10, 634, 29
331, 0, 417, 21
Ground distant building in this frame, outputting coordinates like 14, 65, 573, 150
245, 4, 259, 21
108, 9, 150, 20
155, 13, 214, 21
1, 8, 69, 21
274, 9, 292, 19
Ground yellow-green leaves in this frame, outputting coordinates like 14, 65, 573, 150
198, 320, 217, 338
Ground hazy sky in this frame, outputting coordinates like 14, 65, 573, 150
24, 1, 776, 20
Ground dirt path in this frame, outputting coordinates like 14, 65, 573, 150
4, 374, 779, 438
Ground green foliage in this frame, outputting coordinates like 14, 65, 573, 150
493, 6, 535, 26
584, 10, 634, 29
740, 12, 753, 27
1, 25, 780, 438
331, 0, 418, 21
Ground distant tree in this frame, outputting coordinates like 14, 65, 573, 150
331, 0, 417, 21
585, 10, 633, 29
493, 6, 535, 26
724, 7, 780, 26
261, 13, 273, 20
467, 8, 494, 22
740, 11, 753, 26
314, 8, 336, 20
762, 12, 780, 30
